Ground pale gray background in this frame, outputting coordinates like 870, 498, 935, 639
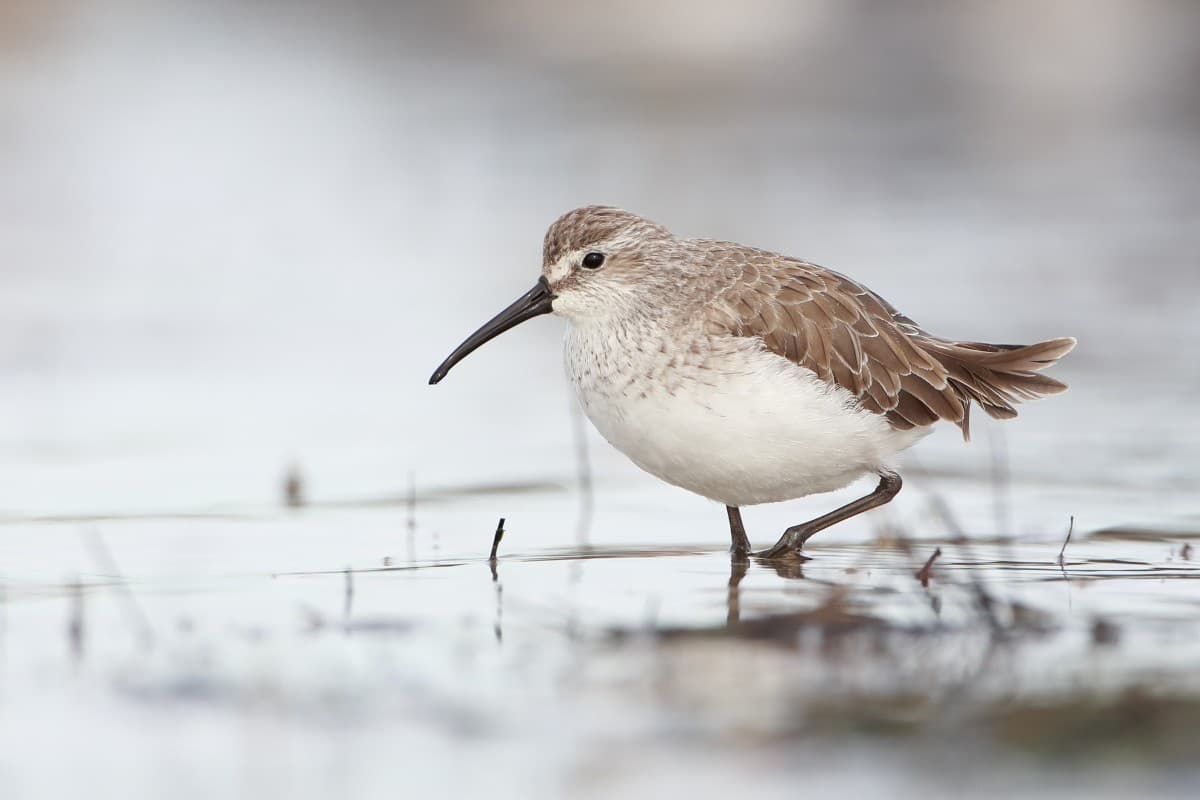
2, 3, 1199, 798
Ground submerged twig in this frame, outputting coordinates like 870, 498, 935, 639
488, 517, 506, 572
488, 517, 506, 561
491, 524, 504, 643
489, 522, 504, 642
916, 547, 942, 588
1057, 515, 1075, 568
343, 566, 354, 620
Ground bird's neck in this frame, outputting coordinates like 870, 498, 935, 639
568, 299, 684, 347
563, 302, 708, 398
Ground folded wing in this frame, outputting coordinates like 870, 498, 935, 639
705, 244, 1075, 440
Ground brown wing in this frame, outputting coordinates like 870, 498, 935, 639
704, 243, 1074, 440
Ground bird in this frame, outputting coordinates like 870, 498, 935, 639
429, 206, 1075, 560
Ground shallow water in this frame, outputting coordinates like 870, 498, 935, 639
2, 482, 1199, 798
3, 2, 1200, 797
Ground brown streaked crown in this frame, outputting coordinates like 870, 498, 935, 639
543, 206, 672, 267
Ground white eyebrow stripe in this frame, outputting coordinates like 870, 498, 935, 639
548, 231, 640, 283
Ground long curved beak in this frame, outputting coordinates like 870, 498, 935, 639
429, 277, 555, 384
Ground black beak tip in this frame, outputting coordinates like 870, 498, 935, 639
428, 369, 445, 385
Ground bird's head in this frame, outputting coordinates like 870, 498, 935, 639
429, 206, 677, 384
539, 205, 676, 321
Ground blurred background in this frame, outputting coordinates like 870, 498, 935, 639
2, 1, 1200, 798
3, 0, 1198, 519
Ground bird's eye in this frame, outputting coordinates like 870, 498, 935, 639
581, 252, 605, 269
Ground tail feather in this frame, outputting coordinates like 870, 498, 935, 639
923, 336, 1076, 440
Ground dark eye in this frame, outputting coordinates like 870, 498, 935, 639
581, 251, 605, 269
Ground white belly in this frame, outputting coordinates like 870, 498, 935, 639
566, 332, 927, 507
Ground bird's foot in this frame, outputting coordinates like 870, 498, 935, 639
753, 527, 814, 561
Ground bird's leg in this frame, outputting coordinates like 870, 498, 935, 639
726, 505, 752, 561
756, 471, 903, 560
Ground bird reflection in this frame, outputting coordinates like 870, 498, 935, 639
757, 556, 808, 581
727, 558, 747, 626
727, 555, 811, 625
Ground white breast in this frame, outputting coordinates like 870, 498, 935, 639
564, 321, 927, 507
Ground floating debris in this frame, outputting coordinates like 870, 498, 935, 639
284, 465, 306, 508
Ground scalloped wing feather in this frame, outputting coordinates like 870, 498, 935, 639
702, 242, 1074, 441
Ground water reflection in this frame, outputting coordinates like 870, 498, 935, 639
725, 559, 746, 626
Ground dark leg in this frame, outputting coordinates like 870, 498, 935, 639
726, 505, 752, 560
756, 471, 903, 560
